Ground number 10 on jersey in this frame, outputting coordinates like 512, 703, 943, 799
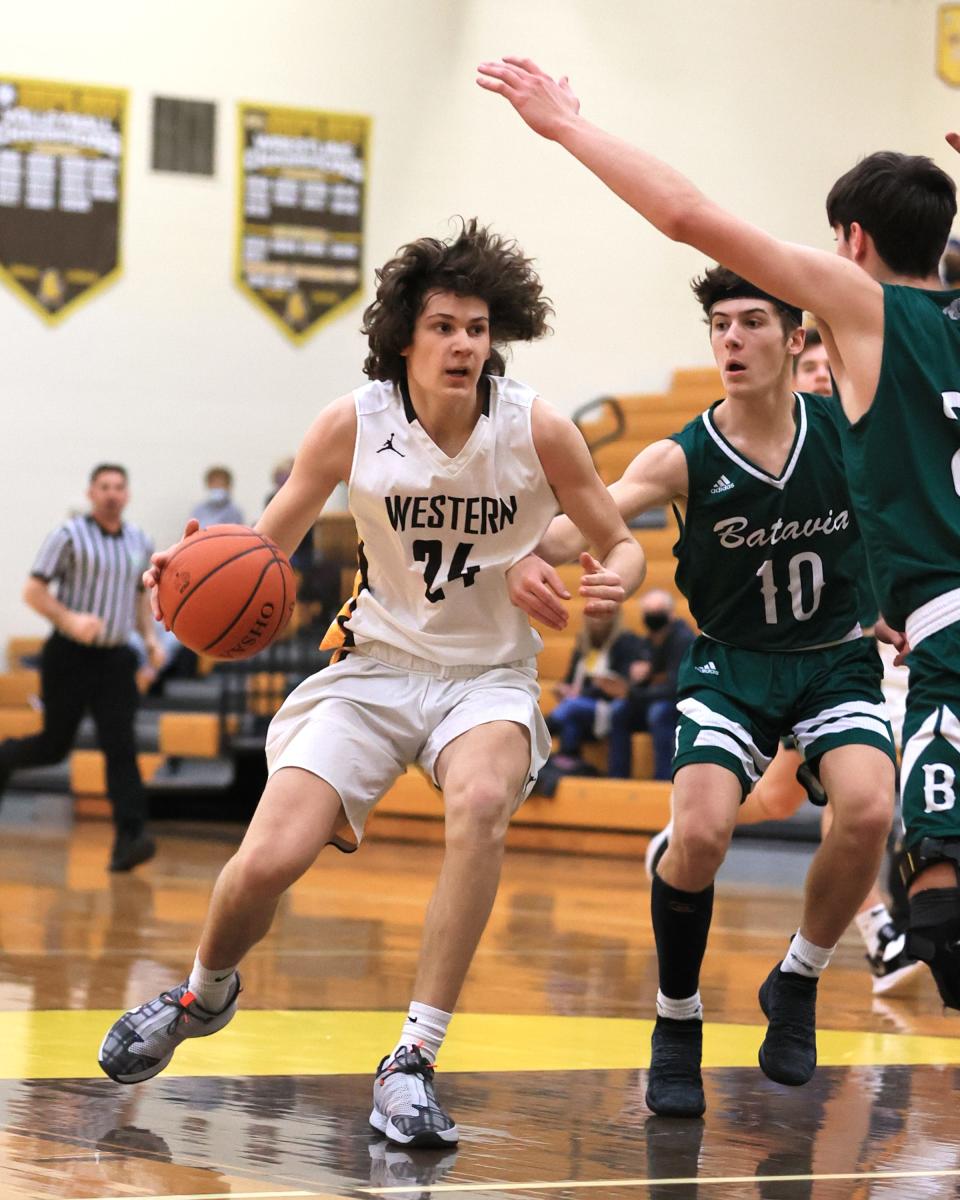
756, 552, 825, 624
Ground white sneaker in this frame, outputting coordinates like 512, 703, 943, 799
370, 1045, 459, 1147
645, 822, 673, 881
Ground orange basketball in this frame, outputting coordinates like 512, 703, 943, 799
158, 525, 296, 660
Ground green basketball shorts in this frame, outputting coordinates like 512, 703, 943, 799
673, 636, 896, 797
900, 624, 960, 847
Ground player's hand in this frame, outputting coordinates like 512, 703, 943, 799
947, 132, 960, 154
63, 612, 104, 645
144, 519, 200, 624
506, 553, 570, 631
579, 552, 625, 616
875, 616, 910, 667
476, 57, 580, 140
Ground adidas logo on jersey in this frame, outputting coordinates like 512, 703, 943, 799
710, 475, 734, 495
695, 661, 719, 676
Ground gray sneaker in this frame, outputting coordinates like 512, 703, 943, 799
98, 976, 241, 1084
370, 1045, 459, 1146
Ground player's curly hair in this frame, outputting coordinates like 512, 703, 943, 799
362, 219, 553, 381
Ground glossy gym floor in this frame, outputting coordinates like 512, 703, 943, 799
1, 794, 958, 1200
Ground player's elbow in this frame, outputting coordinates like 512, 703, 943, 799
664, 195, 715, 248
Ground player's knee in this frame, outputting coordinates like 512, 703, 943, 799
444, 780, 513, 846
671, 813, 730, 877
752, 783, 802, 823
830, 788, 893, 846
907, 886, 960, 1010
230, 841, 308, 899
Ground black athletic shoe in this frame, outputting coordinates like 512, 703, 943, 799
795, 761, 827, 807
758, 962, 818, 1086
109, 831, 156, 872
645, 1016, 705, 1118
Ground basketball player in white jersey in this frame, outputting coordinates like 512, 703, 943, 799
98, 220, 645, 1147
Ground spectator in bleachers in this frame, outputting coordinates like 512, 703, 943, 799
547, 612, 645, 767
191, 466, 245, 529
607, 589, 694, 780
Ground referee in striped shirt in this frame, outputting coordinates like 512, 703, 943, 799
0, 464, 162, 871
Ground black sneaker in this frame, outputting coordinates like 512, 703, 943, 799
109, 831, 156, 872
645, 1016, 705, 1117
757, 962, 817, 1085
370, 1046, 459, 1147
795, 761, 827, 807
867, 922, 924, 995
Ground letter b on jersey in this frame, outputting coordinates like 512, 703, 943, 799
923, 762, 957, 812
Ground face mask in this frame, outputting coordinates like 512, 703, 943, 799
207, 488, 229, 504
644, 611, 670, 632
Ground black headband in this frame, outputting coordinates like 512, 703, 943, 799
710, 281, 803, 327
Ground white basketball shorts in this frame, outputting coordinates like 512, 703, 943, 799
265, 642, 551, 849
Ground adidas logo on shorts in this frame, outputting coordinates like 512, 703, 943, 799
710, 475, 734, 495
696, 661, 719, 675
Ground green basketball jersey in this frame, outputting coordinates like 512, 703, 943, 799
671, 393, 863, 651
840, 284, 960, 632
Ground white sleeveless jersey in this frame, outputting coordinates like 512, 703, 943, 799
324, 376, 559, 667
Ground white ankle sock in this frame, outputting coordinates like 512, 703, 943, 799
392, 1000, 452, 1062
854, 903, 892, 958
656, 989, 703, 1021
781, 931, 835, 979
187, 955, 238, 1012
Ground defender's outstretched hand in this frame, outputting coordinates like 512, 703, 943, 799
578, 551, 625, 616
476, 57, 580, 140
506, 553, 570, 631
947, 132, 960, 154
143, 519, 200, 625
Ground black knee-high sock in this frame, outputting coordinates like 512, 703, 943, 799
651, 873, 715, 999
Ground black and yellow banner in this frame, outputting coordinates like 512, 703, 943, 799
237, 102, 370, 343
0, 77, 126, 324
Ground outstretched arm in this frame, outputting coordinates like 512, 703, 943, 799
537, 438, 687, 566
532, 399, 646, 601
477, 58, 884, 416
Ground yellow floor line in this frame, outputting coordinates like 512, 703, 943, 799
3, 1009, 960, 1080
363, 1167, 960, 1194
70, 1193, 340, 1200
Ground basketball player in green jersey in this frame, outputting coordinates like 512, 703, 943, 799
478, 57, 960, 1015
508, 266, 898, 1116
645, 330, 921, 997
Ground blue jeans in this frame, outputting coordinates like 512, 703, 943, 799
547, 696, 599, 757
608, 696, 677, 780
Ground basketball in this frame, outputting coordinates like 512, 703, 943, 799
157, 524, 296, 660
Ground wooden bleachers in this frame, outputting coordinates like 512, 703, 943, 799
581, 367, 721, 483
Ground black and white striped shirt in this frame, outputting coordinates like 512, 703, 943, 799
31, 516, 154, 647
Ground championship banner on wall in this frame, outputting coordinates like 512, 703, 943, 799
939, 4, 960, 85
0, 76, 126, 324
237, 102, 370, 343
